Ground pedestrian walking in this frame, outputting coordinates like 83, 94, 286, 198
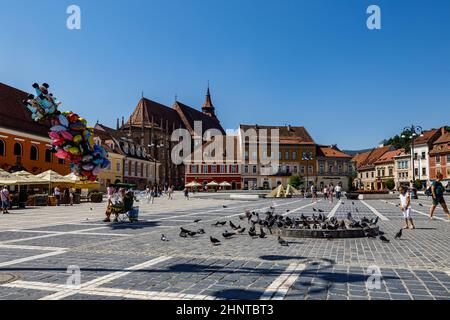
1, 185, 10, 214
323, 185, 328, 200
335, 184, 342, 201
311, 184, 318, 203
54, 186, 61, 206
69, 188, 74, 206
183, 188, 189, 200
429, 172, 450, 219
399, 186, 415, 229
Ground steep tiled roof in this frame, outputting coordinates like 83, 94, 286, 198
0, 82, 51, 138
355, 145, 393, 170
375, 149, 402, 164
239, 124, 315, 145
124, 98, 184, 132
429, 129, 450, 155
173, 101, 225, 135
317, 145, 352, 158
413, 129, 441, 145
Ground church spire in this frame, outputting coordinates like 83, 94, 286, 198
202, 83, 216, 118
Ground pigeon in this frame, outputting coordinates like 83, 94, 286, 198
90, 208, 93, 211
180, 227, 191, 233
395, 229, 403, 240
161, 234, 168, 242
193, 219, 202, 223
286, 210, 290, 213
371, 217, 379, 225
188, 231, 198, 237
222, 230, 236, 239
236, 227, 246, 234
197, 229, 206, 234
248, 230, 258, 238
239, 215, 246, 220
229, 221, 239, 230
278, 236, 289, 246
210, 236, 221, 245
270, 206, 275, 210
179, 231, 188, 238
352, 202, 355, 205
379, 235, 390, 243
313, 208, 317, 212
212, 221, 227, 227
364, 230, 376, 238
418, 203, 423, 207
355, 208, 359, 213
318, 209, 324, 213
223, 205, 228, 208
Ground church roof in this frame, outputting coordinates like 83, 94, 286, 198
173, 101, 225, 135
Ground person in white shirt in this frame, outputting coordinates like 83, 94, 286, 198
335, 184, 342, 200
1, 186, 10, 214
399, 186, 415, 229
54, 186, 61, 206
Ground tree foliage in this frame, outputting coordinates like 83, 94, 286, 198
289, 175, 303, 189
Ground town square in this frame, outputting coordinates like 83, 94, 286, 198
0, 0, 449, 305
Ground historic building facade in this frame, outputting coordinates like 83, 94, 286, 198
316, 145, 354, 191
118, 87, 225, 189
353, 145, 394, 190
0, 83, 69, 175
184, 136, 242, 190
373, 149, 402, 190
411, 128, 443, 188
393, 150, 412, 189
95, 123, 159, 190
429, 127, 450, 183
238, 124, 316, 190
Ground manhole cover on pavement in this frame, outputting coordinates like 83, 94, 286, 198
0, 273, 20, 284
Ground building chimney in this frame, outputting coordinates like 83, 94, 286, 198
122, 116, 124, 128
116, 118, 120, 130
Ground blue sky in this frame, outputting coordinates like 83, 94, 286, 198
1, 0, 449, 150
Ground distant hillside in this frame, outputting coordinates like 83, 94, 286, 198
342, 149, 372, 156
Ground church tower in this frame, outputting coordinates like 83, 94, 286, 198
202, 85, 217, 119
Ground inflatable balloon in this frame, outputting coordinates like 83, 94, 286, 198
24, 83, 110, 181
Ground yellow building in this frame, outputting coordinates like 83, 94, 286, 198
93, 129, 125, 190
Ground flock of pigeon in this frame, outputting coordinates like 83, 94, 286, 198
160, 202, 406, 246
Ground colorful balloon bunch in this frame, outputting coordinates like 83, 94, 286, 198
23, 83, 110, 181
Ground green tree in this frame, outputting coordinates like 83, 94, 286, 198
385, 179, 395, 191
414, 179, 423, 190
289, 175, 303, 189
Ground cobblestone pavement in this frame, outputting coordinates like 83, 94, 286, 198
0, 193, 448, 300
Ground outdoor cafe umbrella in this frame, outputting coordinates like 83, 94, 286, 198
10, 170, 47, 186
65, 173, 101, 190
0, 169, 17, 185
219, 181, 232, 188
185, 181, 201, 188
206, 181, 219, 187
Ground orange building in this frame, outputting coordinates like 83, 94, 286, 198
0, 82, 69, 175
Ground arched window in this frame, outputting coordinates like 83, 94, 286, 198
45, 149, 52, 163
0, 140, 5, 156
30, 145, 39, 161
13, 142, 22, 156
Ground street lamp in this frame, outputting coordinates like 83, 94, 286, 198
401, 125, 424, 197
302, 152, 314, 190
149, 141, 164, 186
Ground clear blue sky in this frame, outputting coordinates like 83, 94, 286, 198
1, 0, 449, 150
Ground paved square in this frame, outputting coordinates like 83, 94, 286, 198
0, 193, 449, 300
